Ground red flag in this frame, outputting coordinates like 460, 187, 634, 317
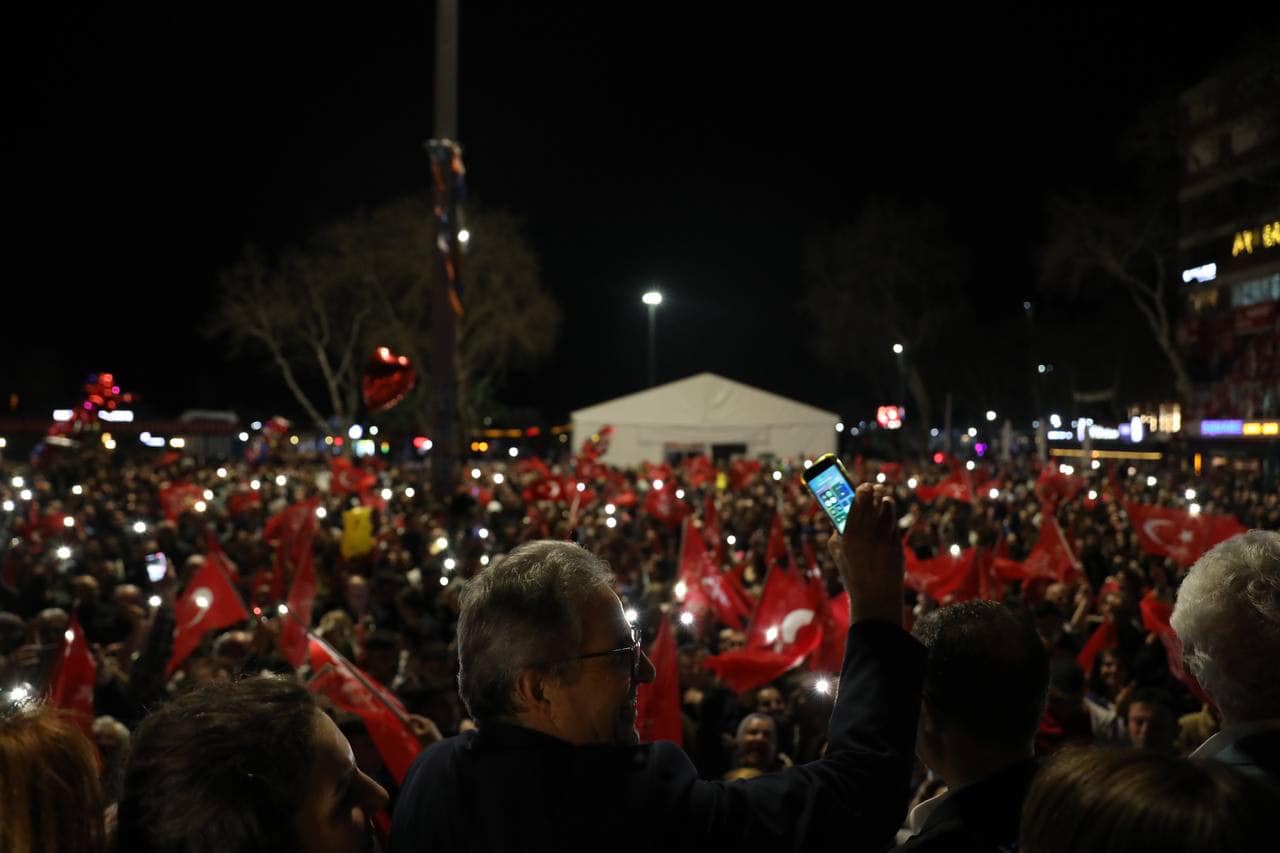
330, 457, 377, 497
1124, 502, 1246, 568
307, 636, 421, 784
1076, 620, 1119, 673
516, 456, 554, 481
904, 545, 979, 602
227, 488, 262, 517
810, 590, 850, 674
728, 459, 762, 490
1036, 465, 1084, 515
683, 455, 715, 489
279, 549, 318, 668
703, 494, 722, 565
159, 482, 203, 521
167, 557, 250, 676
634, 617, 682, 745
1022, 518, 1081, 584
705, 556, 825, 691
643, 485, 688, 528
915, 469, 974, 504
265, 497, 321, 602
49, 615, 95, 732
677, 519, 752, 630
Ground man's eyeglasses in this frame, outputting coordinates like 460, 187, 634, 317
542, 624, 642, 680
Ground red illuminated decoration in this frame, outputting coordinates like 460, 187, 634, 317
48, 372, 137, 439
362, 347, 417, 414
876, 405, 905, 430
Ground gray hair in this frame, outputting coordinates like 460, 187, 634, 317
735, 712, 777, 741
456, 540, 612, 724
1171, 530, 1280, 723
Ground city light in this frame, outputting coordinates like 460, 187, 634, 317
217, 467, 228, 478
892, 343, 904, 355
63, 516, 75, 528
1088, 490, 1098, 501
19, 490, 32, 502
675, 489, 685, 499
368, 426, 378, 437
989, 488, 999, 499
250, 480, 261, 490
605, 504, 616, 515
606, 517, 617, 529
949, 544, 961, 557
478, 528, 490, 539
72, 484, 83, 495
275, 475, 287, 487
56, 546, 72, 560
238, 432, 249, 442
11, 476, 23, 488
1, 501, 13, 512
133, 521, 147, 534
1185, 488, 1196, 501
1147, 476, 1158, 487
381, 488, 393, 501
148, 595, 162, 608
726, 534, 737, 546
876, 473, 886, 483
642, 291, 663, 306
471, 468, 482, 479
653, 479, 664, 490
771, 471, 782, 482
439, 576, 450, 587
194, 501, 207, 513
674, 580, 688, 601
679, 611, 695, 626
348, 425, 363, 440
443, 558, 456, 571
405, 487, 416, 498
907, 478, 918, 489
835, 422, 845, 433
966, 461, 976, 471
480, 555, 490, 566
967, 428, 977, 437
1189, 503, 1202, 516
492, 473, 505, 485
458, 228, 471, 244
316, 507, 327, 519
986, 410, 997, 421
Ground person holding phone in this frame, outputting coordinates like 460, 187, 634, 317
391, 483, 925, 853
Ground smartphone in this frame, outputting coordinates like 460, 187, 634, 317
145, 552, 167, 584
802, 453, 857, 534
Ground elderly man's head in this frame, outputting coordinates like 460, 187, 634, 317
1172, 530, 1280, 725
456, 540, 655, 746
735, 713, 778, 771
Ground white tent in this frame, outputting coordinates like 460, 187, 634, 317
570, 373, 839, 467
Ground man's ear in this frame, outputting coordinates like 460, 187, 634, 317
513, 669, 549, 715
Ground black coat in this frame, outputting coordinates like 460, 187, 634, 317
894, 759, 1039, 853
389, 620, 925, 853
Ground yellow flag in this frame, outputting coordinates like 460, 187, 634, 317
341, 506, 374, 559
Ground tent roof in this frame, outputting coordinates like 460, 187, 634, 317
571, 373, 838, 428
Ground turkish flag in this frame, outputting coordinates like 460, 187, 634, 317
265, 497, 321, 602
49, 615, 95, 733
159, 482, 204, 521
904, 545, 979, 602
635, 616, 682, 746
705, 559, 825, 691
1124, 502, 1246, 568
1076, 620, 1119, 673
729, 459, 762, 490
915, 470, 974, 504
682, 455, 715, 489
810, 590, 850, 674
227, 488, 262, 517
167, 556, 250, 676
330, 458, 377, 497
307, 636, 422, 784
278, 549, 318, 668
1021, 518, 1081, 584
1036, 465, 1084, 515
643, 485, 688, 528
677, 519, 752, 630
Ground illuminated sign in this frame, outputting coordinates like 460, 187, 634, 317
876, 405, 905, 430
1181, 263, 1217, 284
1200, 419, 1277, 438
1232, 221, 1280, 257
1047, 430, 1075, 441
1200, 419, 1244, 436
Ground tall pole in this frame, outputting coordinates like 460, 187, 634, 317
428, 0, 460, 503
647, 303, 657, 387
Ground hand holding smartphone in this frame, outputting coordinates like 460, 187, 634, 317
801, 453, 857, 533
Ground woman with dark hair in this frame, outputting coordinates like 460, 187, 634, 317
1019, 746, 1278, 852
0, 698, 105, 853
116, 676, 388, 853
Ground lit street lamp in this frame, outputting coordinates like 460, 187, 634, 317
642, 290, 663, 386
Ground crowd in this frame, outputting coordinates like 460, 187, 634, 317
1, 435, 1277, 852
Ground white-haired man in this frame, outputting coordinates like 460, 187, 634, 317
1171, 530, 1280, 788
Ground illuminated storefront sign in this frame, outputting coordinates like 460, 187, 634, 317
1181, 263, 1217, 284
1199, 419, 1278, 438
1232, 221, 1280, 257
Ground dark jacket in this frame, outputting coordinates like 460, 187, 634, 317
895, 759, 1039, 853
390, 620, 925, 853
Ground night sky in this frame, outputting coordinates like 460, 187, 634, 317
7, 6, 1271, 429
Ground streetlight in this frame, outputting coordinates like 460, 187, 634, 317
892, 343, 904, 355
642, 291, 662, 387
